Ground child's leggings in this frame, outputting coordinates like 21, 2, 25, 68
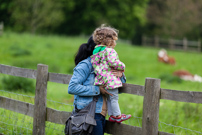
107, 88, 121, 116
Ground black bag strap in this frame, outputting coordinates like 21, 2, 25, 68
69, 119, 72, 135
74, 96, 98, 112
65, 117, 72, 135
88, 125, 94, 134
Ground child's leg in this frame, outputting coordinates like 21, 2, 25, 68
107, 88, 121, 117
107, 88, 131, 123
107, 95, 113, 116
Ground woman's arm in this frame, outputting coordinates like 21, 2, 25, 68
68, 62, 100, 96
120, 73, 126, 83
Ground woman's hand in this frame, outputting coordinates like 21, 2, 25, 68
99, 85, 113, 96
111, 68, 124, 77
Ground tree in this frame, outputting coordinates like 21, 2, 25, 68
0, 0, 13, 26
1, 0, 149, 42
11, 0, 64, 34
146, 0, 202, 39
58, 0, 149, 40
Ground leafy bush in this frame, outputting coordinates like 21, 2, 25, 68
67, 65, 75, 74
12, 59, 38, 69
159, 74, 182, 84
2, 76, 35, 93
9, 45, 31, 57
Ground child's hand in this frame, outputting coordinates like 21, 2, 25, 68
99, 85, 113, 96
111, 69, 123, 77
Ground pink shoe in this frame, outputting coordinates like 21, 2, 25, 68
109, 114, 131, 123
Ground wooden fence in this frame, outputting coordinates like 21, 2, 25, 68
142, 36, 201, 52
0, 64, 202, 135
0, 22, 3, 36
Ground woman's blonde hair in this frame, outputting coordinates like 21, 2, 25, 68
93, 24, 118, 47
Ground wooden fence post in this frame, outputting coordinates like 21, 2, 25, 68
33, 64, 48, 135
154, 36, 159, 48
142, 78, 161, 135
0, 22, 3, 36
183, 38, 188, 51
169, 38, 174, 50
142, 35, 146, 46
198, 40, 201, 52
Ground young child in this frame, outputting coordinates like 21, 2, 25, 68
91, 25, 131, 123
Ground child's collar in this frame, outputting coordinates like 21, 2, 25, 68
95, 44, 106, 48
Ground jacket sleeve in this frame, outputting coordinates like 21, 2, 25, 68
106, 48, 125, 70
120, 73, 126, 83
68, 62, 100, 96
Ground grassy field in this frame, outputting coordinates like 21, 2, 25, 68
0, 32, 202, 134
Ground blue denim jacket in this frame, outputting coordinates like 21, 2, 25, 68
68, 57, 126, 114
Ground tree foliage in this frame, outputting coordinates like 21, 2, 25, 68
57, 0, 149, 39
1, 0, 202, 42
0, 0, 149, 40
10, 0, 64, 34
0, 0, 13, 26
146, 0, 202, 39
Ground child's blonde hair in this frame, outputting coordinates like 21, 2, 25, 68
93, 24, 118, 47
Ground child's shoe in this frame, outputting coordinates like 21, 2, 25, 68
109, 114, 131, 123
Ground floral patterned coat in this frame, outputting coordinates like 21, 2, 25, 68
91, 45, 125, 89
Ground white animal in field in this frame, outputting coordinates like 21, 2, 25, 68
158, 49, 176, 65
173, 70, 202, 83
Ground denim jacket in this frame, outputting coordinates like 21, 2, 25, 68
68, 57, 126, 114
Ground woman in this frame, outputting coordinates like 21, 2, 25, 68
68, 36, 126, 135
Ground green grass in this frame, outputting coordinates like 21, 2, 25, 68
0, 31, 202, 134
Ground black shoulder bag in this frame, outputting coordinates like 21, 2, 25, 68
64, 96, 98, 135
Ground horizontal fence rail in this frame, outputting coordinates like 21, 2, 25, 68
0, 96, 71, 125
1, 63, 202, 135
161, 88, 202, 103
0, 96, 174, 135
1, 64, 201, 103
0, 64, 72, 84
142, 36, 201, 52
